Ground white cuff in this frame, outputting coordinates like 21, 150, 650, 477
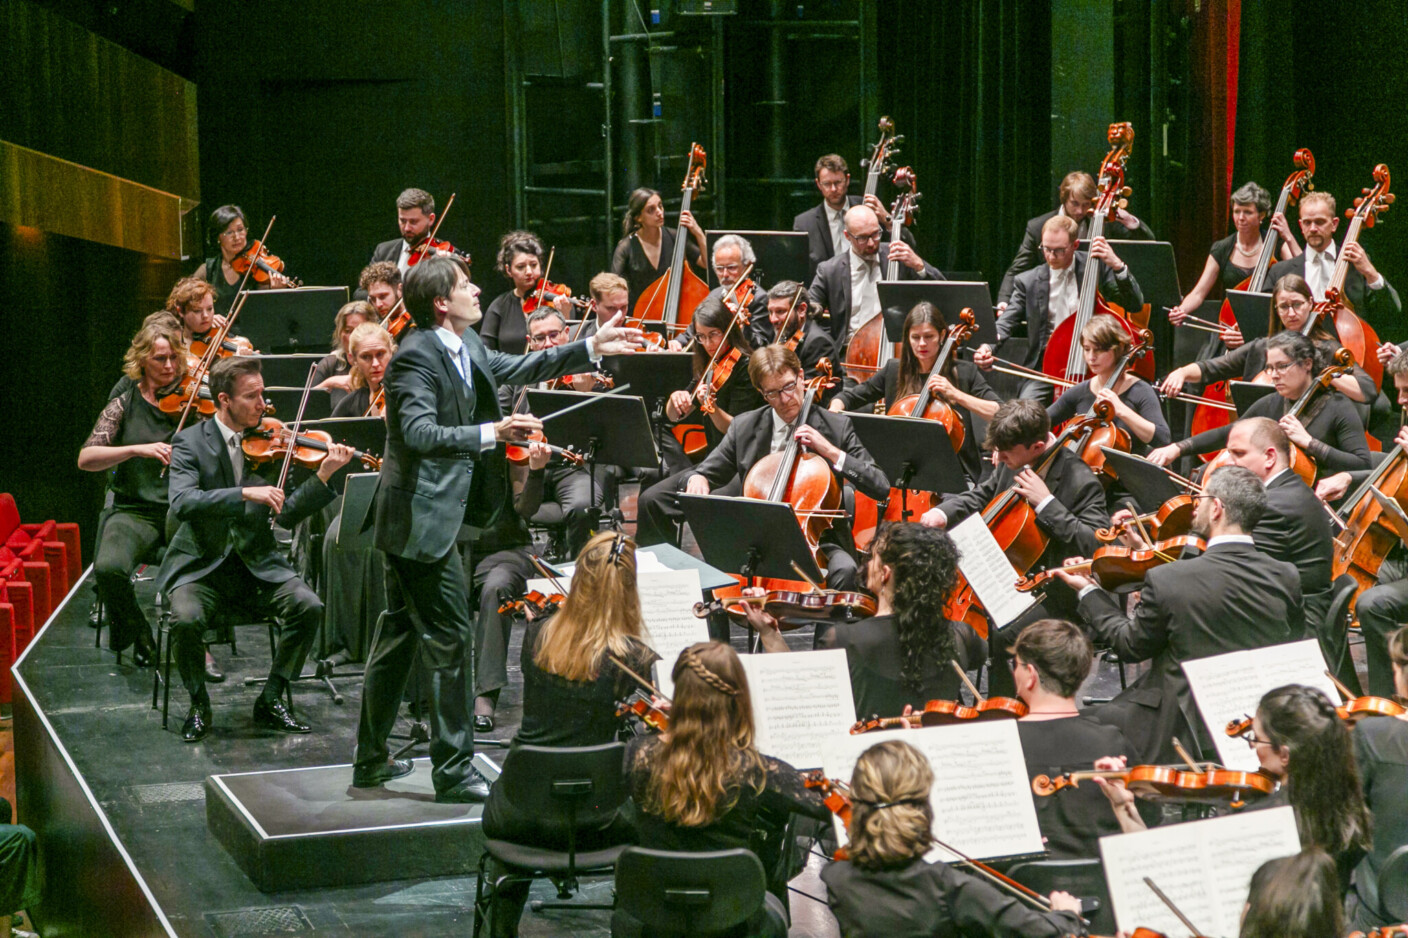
833, 453, 847, 473
585, 335, 603, 363
1035, 494, 1056, 514
1078, 583, 1102, 601
478, 423, 496, 453
1368, 274, 1386, 290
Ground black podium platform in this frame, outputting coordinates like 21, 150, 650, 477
206, 755, 498, 892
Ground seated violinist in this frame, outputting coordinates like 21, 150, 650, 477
576, 272, 630, 342
635, 344, 890, 594
821, 739, 1085, 938
196, 205, 292, 317
830, 300, 1000, 483
761, 280, 832, 383
974, 214, 1144, 405
479, 531, 660, 938
482, 230, 575, 355
158, 356, 355, 742
357, 261, 402, 320
920, 399, 1109, 693
671, 234, 769, 350
745, 522, 982, 719
331, 321, 394, 418
1010, 618, 1141, 860
311, 301, 376, 408
1052, 466, 1304, 764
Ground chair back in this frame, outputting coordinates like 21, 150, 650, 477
1381, 843, 1408, 921
494, 742, 628, 850
614, 846, 766, 936
1005, 856, 1112, 934
1319, 573, 1361, 692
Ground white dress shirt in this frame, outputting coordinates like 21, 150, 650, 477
434, 326, 497, 453
214, 415, 244, 485
1047, 264, 1079, 329
1304, 244, 1336, 301
770, 409, 847, 471
848, 249, 882, 338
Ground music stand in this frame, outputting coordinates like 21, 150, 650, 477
600, 352, 693, 401
676, 493, 823, 585
878, 281, 998, 347
846, 413, 966, 522
250, 353, 329, 388
1106, 240, 1182, 375
300, 416, 388, 490
705, 230, 810, 286
1226, 290, 1275, 339
337, 472, 380, 550
263, 388, 332, 422
1098, 448, 1184, 512
237, 286, 348, 353
1229, 380, 1277, 415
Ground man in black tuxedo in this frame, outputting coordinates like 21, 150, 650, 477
1056, 466, 1304, 764
975, 214, 1144, 405
921, 399, 1110, 694
670, 234, 770, 350
996, 170, 1154, 310
793, 154, 916, 282
808, 205, 943, 369
760, 280, 833, 383
159, 356, 357, 743
635, 344, 889, 593
1266, 190, 1401, 318
352, 255, 642, 801
368, 187, 438, 274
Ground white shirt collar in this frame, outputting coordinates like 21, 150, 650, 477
1264, 466, 1292, 487
214, 414, 242, 449
1206, 534, 1255, 549
1307, 242, 1337, 264
850, 247, 877, 273
434, 325, 465, 355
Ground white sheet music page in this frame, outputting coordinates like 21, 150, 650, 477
635, 568, 708, 698
948, 513, 1036, 629
1181, 639, 1339, 771
1099, 805, 1301, 937
739, 650, 855, 771
821, 721, 1044, 861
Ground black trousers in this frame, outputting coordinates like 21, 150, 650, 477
166, 556, 322, 701
543, 464, 607, 556
92, 506, 164, 652
472, 548, 536, 698
355, 546, 477, 795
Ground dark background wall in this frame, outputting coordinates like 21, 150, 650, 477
5, 0, 1408, 558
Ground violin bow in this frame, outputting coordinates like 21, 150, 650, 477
929, 834, 1053, 913
781, 284, 807, 339
528, 554, 570, 596
789, 560, 824, 595
411, 192, 457, 266
693, 263, 756, 401
269, 362, 319, 527
532, 246, 556, 311
607, 652, 671, 704
949, 659, 985, 704
1142, 876, 1208, 938
1171, 737, 1206, 773
1325, 668, 1358, 701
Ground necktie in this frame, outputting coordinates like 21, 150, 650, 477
460, 344, 474, 388
1314, 254, 1332, 301
831, 209, 846, 256
228, 434, 243, 485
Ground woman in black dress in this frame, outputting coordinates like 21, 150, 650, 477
830, 301, 1000, 482
1047, 312, 1171, 454
662, 294, 764, 472
609, 187, 707, 306
1150, 329, 1371, 473
193, 204, 292, 317
329, 322, 393, 419
78, 320, 187, 664
623, 641, 831, 935
480, 230, 574, 354
821, 739, 1085, 938
479, 531, 660, 937
748, 522, 980, 720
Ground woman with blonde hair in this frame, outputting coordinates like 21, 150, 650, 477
330, 321, 394, 418
623, 641, 831, 935
821, 740, 1084, 938
311, 300, 376, 407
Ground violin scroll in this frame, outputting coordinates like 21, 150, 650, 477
1031, 773, 1076, 796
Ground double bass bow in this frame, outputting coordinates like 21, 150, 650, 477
1316, 163, 1393, 390
1041, 122, 1153, 385
633, 144, 710, 333
844, 166, 920, 384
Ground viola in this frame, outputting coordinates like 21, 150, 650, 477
1095, 492, 1197, 544
1316, 164, 1393, 389
693, 587, 877, 631
1032, 763, 1276, 810
801, 771, 853, 860
1041, 123, 1154, 385
231, 239, 301, 287
615, 692, 670, 734
633, 143, 710, 331
722, 277, 756, 318
240, 418, 381, 471
189, 330, 255, 359
844, 166, 919, 383
497, 588, 565, 619
523, 279, 576, 314
1014, 535, 1206, 594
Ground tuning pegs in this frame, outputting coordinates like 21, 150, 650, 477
860, 157, 871, 169
1363, 187, 1372, 194
1387, 194, 1397, 204
1307, 182, 1315, 191
1347, 208, 1358, 218
1121, 187, 1132, 197
1117, 199, 1128, 210
893, 135, 906, 145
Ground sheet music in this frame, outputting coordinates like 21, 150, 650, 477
1100, 806, 1301, 937
948, 513, 1036, 629
739, 651, 855, 771
635, 569, 709, 698
1181, 639, 1340, 771
821, 722, 1045, 861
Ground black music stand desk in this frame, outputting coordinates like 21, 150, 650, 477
601, 353, 693, 401
878, 281, 998, 348
705, 230, 810, 286
846, 413, 966, 522
676, 495, 824, 586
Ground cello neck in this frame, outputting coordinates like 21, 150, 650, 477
769, 387, 817, 502
911, 331, 959, 413
1341, 441, 1407, 517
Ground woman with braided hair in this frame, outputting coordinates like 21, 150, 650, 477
744, 522, 984, 719
822, 740, 1084, 938
1097, 684, 1370, 895
621, 641, 831, 936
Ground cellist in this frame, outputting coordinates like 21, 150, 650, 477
920, 399, 1109, 695
635, 344, 890, 593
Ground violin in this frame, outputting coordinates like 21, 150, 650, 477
672, 287, 753, 459
406, 236, 471, 267
721, 277, 756, 318
157, 374, 216, 416
633, 143, 710, 331
189, 329, 255, 359
1316, 164, 1393, 389
1096, 491, 1198, 544
231, 239, 301, 287
240, 417, 382, 470
503, 437, 586, 467
1041, 123, 1154, 385
497, 588, 565, 619
849, 695, 1029, 734
801, 771, 853, 860
1065, 330, 1152, 484
844, 166, 918, 383
1349, 926, 1408, 938
523, 279, 576, 314
693, 587, 877, 631
1014, 535, 1206, 594
615, 691, 670, 734
1032, 763, 1276, 810
382, 308, 412, 338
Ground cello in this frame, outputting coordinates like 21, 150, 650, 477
1316, 163, 1393, 390
1330, 433, 1408, 614
844, 166, 920, 383
633, 144, 711, 333
1192, 149, 1317, 442
1041, 122, 1154, 385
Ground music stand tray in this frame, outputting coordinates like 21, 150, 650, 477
237, 286, 349, 353
675, 494, 823, 584
1229, 380, 1277, 415
845, 412, 966, 507
525, 389, 660, 469
1226, 290, 1275, 339
1098, 447, 1183, 513
705, 230, 810, 287
600, 352, 693, 401
878, 281, 998, 348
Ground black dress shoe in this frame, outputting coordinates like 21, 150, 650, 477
352, 758, 415, 788
252, 696, 311, 734
181, 700, 212, 743
473, 714, 494, 733
204, 659, 225, 683
131, 635, 156, 669
434, 768, 491, 803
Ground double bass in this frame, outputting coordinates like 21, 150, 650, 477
633, 144, 710, 333
1041, 122, 1154, 385
1316, 163, 1393, 389
1192, 149, 1317, 442
860, 115, 902, 202
844, 167, 920, 383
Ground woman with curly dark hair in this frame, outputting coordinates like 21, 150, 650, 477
747, 522, 983, 718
